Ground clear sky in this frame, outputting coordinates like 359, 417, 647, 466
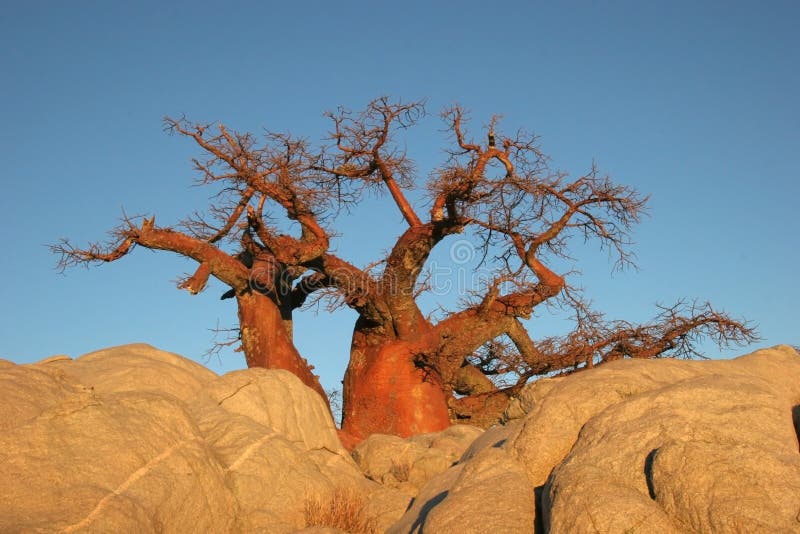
1, 1, 798, 397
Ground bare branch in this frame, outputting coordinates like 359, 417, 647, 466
320, 97, 425, 227
474, 299, 759, 382
53, 216, 250, 292
178, 262, 212, 294
206, 186, 255, 243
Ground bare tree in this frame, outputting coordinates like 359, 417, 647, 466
53, 98, 757, 445
303, 99, 755, 441
51, 119, 346, 403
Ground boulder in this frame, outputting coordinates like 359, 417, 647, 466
389, 421, 531, 533
542, 352, 800, 533
421, 447, 534, 534
352, 424, 483, 495
506, 355, 711, 488
386, 464, 464, 534
42, 343, 217, 402
4, 343, 799, 533
0, 367, 239, 532
188, 371, 381, 532
0, 362, 89, 430
195, 367, 344, 454
361, 488, 413, 533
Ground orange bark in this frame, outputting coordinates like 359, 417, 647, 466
341, 331, 450, 443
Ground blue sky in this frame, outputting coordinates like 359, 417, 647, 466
1, 1, 797, 395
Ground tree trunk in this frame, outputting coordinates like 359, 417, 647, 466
340, 320, 451, 443
236, 292, 328, 402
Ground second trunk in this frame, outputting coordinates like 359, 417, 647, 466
340, 324, 451, 443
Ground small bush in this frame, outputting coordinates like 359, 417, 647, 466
304, 488, 377, 534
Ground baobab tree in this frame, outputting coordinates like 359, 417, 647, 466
53, 97, 756, 445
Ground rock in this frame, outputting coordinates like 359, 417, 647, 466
389, 426, 534, 533
3, 343, 799, 532
187, 362, 385, 532
422, 447, 535, 533
352, 434, 414, 489
352, 425, 483, 495
507, 355, 710, 488
361, 488, 413, 533
41, 343, 217, 402
190, 393, 374, 531
0, 363, 88, 430
386, 464, 465, 534
459, 420, 521, 462
543, 357, 800, 532
197, 367, 345, 454
34, 354, 72, 364
0, 370, 239, 532
410, 424, 485, 459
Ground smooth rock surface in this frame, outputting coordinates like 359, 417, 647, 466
0, 344, 407, 533
197, 366, 345, 454
43, 343, 217, 402
0, 382, 238, 532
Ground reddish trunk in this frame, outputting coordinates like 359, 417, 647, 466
236, 292, 328, 402
340, 322, 451, 443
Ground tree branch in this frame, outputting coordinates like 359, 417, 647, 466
322, 97, 425, 227
179, 262, 212, 294
206, 186, 254, 243
53, 217, 250, 292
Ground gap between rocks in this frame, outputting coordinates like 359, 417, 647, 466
644, 449, 658, 500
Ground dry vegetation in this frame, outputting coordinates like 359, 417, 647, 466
304, 488, 377, 534
389, 459, 411, 483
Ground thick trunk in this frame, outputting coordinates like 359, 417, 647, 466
236, 292, 328, 402
340, 320, 451, 443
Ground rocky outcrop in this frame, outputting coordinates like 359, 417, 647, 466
388, 445, 535, 534
540, 347, 800, 533
0, 344, 407, 533
194, 367, 345, 453
393, 345, 800, 533
3, 343, 799, 533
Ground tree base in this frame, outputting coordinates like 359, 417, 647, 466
341, 340, 451, 443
